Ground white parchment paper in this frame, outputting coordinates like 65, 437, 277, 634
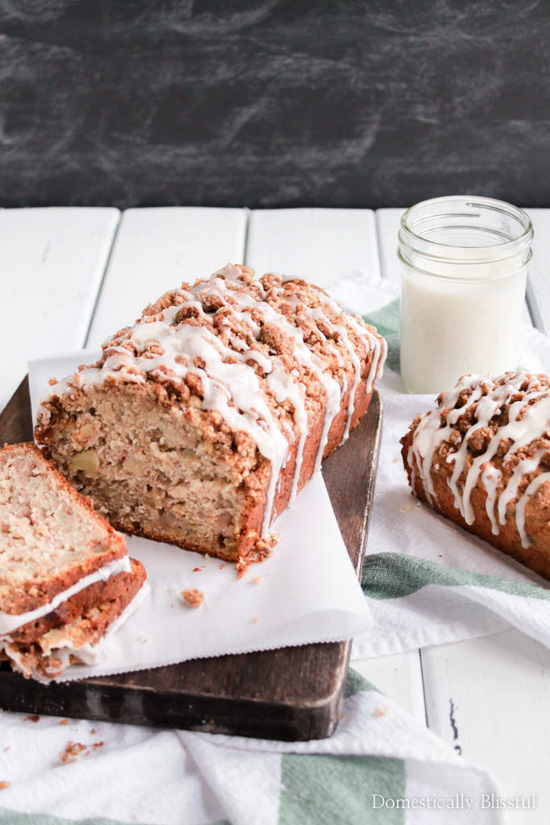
28, 352, 372, 681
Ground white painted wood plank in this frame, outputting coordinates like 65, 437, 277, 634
525, 209, 550, 335
246, 208, 380, 286
0, 207, 120, 414
245, 207, 426, 721
421, 631, 550, 823
86, 207, 247, 348
375, 208, 403, 286
352, 651, 427, 724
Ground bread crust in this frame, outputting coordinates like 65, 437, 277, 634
4, 558, 146, 679
0, 443, 127, 614
401, 373, 550, 581
8, 558, 146, 645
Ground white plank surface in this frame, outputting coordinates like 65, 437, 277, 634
352, 651, 426, 724
0, 207, 120, 413
247, 208, 427, 722
421, 631, 550, 824
526, 209, 550, 336
375, 208, 403, 286
86, 207, 247, 348
246, 208, 380, 285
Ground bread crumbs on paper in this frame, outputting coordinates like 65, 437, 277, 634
251, 576, 263, 585
219, 563, 226, 570
59, 719, 70, 726
181, 587, 204, 608
22, 715, 40, 723
91, 728, 97, 734
374, 707, 389, 718
252, 616, 260, 623
0, 782, 10, 790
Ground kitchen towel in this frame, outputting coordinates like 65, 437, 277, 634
0, 668, 503, 825
326, 273, 550, 659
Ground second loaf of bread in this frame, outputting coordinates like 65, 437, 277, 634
36, 264, 386, 566
401, 372, 550, 580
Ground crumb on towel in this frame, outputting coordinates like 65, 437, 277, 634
60, 742, 87, 764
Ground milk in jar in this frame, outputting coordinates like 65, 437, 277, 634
398, 197, 533, 394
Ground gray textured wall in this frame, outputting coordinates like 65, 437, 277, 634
0, 0, 548, 208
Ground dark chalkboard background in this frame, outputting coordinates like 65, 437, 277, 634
0, 0, 548, 209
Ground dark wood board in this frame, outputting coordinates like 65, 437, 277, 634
0, 377, 382, 741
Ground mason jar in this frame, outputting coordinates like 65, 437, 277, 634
398, 196, 534, 394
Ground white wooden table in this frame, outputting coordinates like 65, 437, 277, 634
2, 206, 550, 823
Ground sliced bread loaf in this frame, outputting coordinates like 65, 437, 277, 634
0, 443, 147, 680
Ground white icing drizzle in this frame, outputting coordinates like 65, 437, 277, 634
306, 302, 385, 441
408, 375, 487, 506
41, 265, 386, 533
3, 579, 150, 683
409, 372, 550, 549
516, 472, 550, 548
481, 464, 502, 535
217, 275, 342, 478
317, 293, 386, 394
0, 556, 132, 637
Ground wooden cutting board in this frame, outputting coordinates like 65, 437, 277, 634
0, 378, 382, 741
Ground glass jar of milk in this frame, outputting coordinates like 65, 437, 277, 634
398, 195, 533, 394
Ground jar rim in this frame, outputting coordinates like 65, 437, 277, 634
399, 195, 533, 264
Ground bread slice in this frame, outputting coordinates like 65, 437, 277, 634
35, 264, 386, 567
0, 443, 147, 680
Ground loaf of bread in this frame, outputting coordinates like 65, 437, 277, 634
0, 443, 148, 680
401, 372, 550, 580
35, 264, 386, 566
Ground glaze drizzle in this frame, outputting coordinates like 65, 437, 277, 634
408, 372, 550, 549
